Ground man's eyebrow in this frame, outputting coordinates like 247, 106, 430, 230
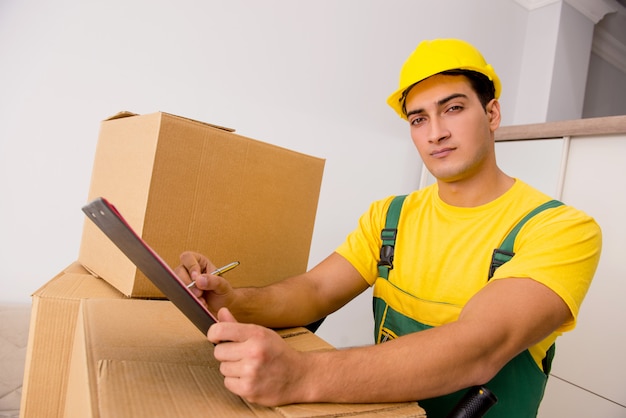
405, 93, 469, 118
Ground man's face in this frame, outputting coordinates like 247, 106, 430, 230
404, 74, 500, 184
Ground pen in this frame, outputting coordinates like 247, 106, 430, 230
186, 261, 240, 289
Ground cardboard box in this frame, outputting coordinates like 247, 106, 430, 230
65, 298, 426, 418
79, 111, 325, 297
20, 263, 125, 418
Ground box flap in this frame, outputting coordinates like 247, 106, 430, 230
276, 402, 426, 417
103, 111, 138, 121
103, 110, 236, 132
162, 111, 236, 132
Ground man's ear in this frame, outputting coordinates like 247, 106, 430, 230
486, 99, 501, 131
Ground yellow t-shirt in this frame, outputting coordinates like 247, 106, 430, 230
336, 180, 601, 367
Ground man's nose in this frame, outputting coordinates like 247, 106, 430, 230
428, 117, 450, 143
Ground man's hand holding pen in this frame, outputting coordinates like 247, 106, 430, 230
175, 251, 239, 313
187, 261, 240, 289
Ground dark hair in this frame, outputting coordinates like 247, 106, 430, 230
400, 69, 496, 116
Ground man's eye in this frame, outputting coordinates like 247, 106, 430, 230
447, 105, 463, 113
410, 117, 426, 125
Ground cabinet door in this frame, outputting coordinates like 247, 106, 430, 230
539, 376, 626, 417
549, 134, 626, 408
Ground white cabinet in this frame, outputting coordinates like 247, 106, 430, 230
540, 376, 626, 417
543, 133, 626, 415
495, 138, 564, 198
496, 118, 626, 417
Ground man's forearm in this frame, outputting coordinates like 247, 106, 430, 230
228, 274, 326, 328
293, 321, 495, 404
227, 253, 368, 329
288, 278, 571, 405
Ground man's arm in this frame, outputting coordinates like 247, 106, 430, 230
208, 275, 571, 406
176, 251, 369, 329
228, 252, 369, 328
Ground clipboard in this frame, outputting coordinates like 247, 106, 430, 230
81, 197, 218, 335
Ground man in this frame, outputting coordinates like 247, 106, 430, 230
175, 39, 601, 417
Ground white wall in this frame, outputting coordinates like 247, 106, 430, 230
0, 0, 609, 349
584, 51, 626, 117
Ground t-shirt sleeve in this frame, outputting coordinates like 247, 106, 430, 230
335, 197, 395, 286
490, 205, 602, 332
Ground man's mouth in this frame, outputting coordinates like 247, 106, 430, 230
431, 147, 455, 158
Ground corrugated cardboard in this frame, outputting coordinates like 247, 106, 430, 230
65, 298, 426, 418
19, 263, 125, 418
79, 111, 325, 297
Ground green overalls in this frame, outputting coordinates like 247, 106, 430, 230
373, 196, 563, 418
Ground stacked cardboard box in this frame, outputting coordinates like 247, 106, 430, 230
20, 263, 125, 417
20, 111, 426, 417
79, 111, 326, 297
65, 298, 425, 417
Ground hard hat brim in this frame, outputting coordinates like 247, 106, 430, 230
386, 65, 501, 120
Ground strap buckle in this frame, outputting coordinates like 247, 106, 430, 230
488, 248, 515, 279
378, 228, 398, 269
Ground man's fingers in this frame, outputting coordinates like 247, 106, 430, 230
177, 251, 219, 289
179, 251, 215, 275
217, 307, 238, 323
194, 274, 232, 297
208, 318, 259, 347
173, 264, 192, 283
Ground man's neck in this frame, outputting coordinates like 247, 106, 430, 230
437, 169, 515, 208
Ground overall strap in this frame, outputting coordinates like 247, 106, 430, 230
377, 195, 407, 280
488, 199, 564, 279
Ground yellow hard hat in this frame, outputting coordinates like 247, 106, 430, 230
387, 38, 501, 119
